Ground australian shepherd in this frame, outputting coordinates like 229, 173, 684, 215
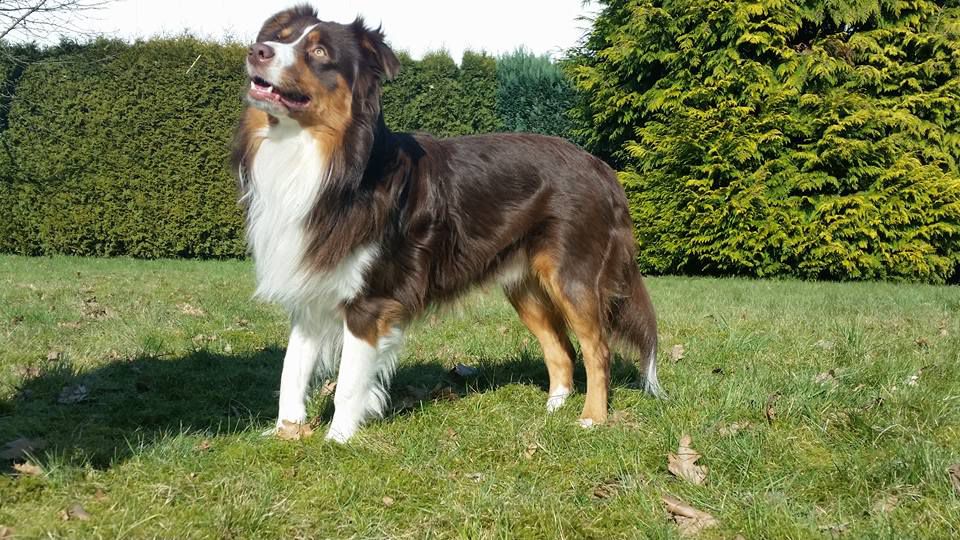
231, 4, 662, 443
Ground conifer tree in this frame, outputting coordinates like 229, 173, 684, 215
571, 0, 960, 281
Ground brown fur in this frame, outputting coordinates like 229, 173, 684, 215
232, 6, 662, 425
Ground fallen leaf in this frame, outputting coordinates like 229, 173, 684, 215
82, 297, 107, 319
814, 370, 836, 385
465, 472, 484, 482
608, 410, 641, 429
948, 464, 960, 496
592, 479, 621, 500
177, 303, 206, 317
668, 434, 708, 485
522, 443, 539, 460
818, 523, 848, 535
17, 365, 41, 380
64, 503, 91, 521
1, 438, 44, 461
276, 420, 314, 441
670, 344, 685, 362
450, 363, 479, 378
57, 321, 83, 329
814, 339, 835, 350
717, 421, 751, 437
12, 462, 42, 476
662, 495, 719, 536
0, 526, 13, 539
431, 384, 459, 401
382, 496, 395, 507
871, 494, 898, 515
765, 393, 780, 424
57, 384, 89, 405
319, 380, 337, 396
47, 350, 62, 361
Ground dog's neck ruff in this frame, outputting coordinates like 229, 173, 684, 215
245, 119, 375, 310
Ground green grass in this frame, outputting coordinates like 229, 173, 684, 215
1, 255, 958, 538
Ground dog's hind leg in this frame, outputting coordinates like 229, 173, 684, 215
505, 281, 576, 412
532, 252, 611, 427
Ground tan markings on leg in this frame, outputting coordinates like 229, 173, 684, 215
532, 251, 610, 425
345, 299, 408, 348
506, 282, 575, 399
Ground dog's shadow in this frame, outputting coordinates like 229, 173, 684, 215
1, 346, 642, 470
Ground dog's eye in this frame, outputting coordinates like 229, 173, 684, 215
313, 47, 327, 58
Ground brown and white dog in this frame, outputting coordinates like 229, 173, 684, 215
232, 4, 662, 443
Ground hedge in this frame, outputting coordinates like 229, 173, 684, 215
496, 48, 577, 138
571, 0, 960, 282
0, 41, 570, 259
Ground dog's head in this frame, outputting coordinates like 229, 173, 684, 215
245, 4, 399, 126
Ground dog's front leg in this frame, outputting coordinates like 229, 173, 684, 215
272, 323, 322, 432
327, 322, 403, 443
326, 299, 406, 443
326, 321, 381, 443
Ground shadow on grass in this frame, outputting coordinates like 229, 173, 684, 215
1, 346, 642, 470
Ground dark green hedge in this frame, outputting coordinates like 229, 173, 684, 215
496, 49, 577, 138
0, 42, 564, 258
572, 0, 960, 282
382, 50, 500, 137
0, 39, 248, 258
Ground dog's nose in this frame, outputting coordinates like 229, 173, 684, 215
248, 43, 275, 63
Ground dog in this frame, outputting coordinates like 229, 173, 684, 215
231, 4, 661, 443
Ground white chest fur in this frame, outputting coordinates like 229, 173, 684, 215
244, 121, 376, 310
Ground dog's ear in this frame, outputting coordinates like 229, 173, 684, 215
352, 18, 400, 81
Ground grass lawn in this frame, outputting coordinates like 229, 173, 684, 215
0, 255, 958, 538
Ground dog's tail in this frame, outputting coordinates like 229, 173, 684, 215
609, 263, 665, 398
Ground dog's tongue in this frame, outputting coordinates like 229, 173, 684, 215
249, 80, 310, 110
250, 80, 281, 103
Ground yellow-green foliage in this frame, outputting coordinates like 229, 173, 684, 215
572, 0, 960, 282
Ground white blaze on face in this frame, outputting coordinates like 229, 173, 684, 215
257, 23, 321, 86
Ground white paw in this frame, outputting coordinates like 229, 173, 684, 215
546, 394, 568, 413
546, 386, 570, 413
324, 422, 358, 444
324, 427, 356, 444
578, 418, 595, 429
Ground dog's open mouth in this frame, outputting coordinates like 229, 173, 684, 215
249, 77, 311, 110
